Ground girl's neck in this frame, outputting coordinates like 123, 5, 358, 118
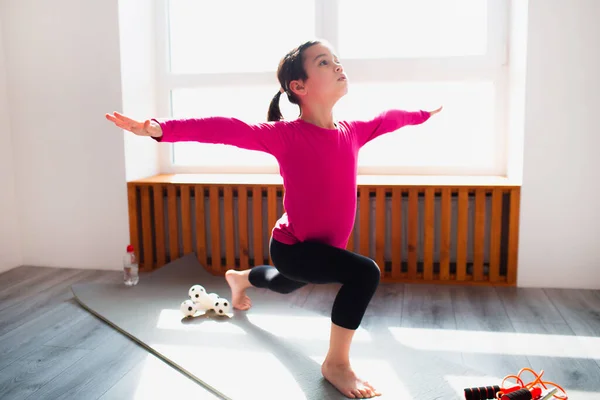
299, 104, 336, 129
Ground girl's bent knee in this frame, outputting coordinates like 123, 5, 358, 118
362, 259, 381, 288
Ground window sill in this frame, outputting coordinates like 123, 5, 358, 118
129, 173, 521, 188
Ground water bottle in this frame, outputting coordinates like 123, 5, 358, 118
123, 244, 139, 286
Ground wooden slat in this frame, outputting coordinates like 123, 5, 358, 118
423, 187, 435, 281
194, 185, 207, 267
391, 188, 402, 279
267, 187, 277, 265
456, 188, 469, 281
359, 187, 370, 256
238, 187, 250, 270
252, 187, 263, 266
140, 186, 153, 270
223, 186, 235, 268
507, 188, 521, 284
439, 188, 451, 281
375, 187, 386, 276
407, 188, 418, 279
473, 188, 486, 281
153, 184, 166, 268
181, 185, 193, 256
209, 186, 221, 272
489, 188, 503, 283
127, 184, 140, 268
167, 185, 179, 262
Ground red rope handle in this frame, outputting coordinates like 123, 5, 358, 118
495, 368, 568, 399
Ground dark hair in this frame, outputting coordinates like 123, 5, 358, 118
267, 40, 321, 122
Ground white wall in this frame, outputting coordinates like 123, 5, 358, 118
0, 0, 130, 270
0, 16, 22, 274
517, 0, 600, 289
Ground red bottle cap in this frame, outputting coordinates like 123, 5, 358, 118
127, 245, 134, 252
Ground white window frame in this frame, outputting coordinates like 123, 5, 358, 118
155, 0, 509, 176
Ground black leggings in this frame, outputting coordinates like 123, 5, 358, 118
248, 237, 381, 330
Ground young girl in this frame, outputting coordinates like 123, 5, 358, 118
106, 39, 441, 399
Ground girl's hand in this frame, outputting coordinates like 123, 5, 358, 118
429, 106, 443, 116
105, 111, 163, 138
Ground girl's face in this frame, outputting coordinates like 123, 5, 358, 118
291, 43, 348, 105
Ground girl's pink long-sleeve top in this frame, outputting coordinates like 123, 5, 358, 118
153, 110, 430, 250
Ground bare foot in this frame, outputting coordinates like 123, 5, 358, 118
321, 361, 381, 399
225, 270, 252, 310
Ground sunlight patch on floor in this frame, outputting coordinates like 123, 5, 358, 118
157, 309, 371, 342
389, 327, 600, 359
150, 343, 309, 399
246, 314, 373, 342
131, 354, 219, 399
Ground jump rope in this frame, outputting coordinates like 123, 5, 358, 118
463, 368, 568, 400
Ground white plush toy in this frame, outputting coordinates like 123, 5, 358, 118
181, 285, 232, 317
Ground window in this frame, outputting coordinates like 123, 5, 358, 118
156, 0, 508, 176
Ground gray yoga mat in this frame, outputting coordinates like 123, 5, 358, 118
72, 253, 494, 400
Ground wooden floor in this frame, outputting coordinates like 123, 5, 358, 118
1, 266, 600, 400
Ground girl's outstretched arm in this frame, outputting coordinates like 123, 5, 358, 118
105, 112, 286, 157
353, 106, 442, 147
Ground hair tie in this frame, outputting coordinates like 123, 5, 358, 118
279, 87, 285, 94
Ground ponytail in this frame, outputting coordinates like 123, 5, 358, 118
267, 91, 283, 122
